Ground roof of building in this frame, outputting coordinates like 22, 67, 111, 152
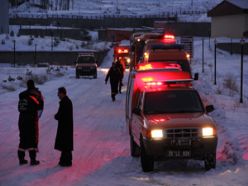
227, 0, 248, 9
208, 0, 248, 17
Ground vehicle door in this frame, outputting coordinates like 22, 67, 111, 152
131, 91, 145, 145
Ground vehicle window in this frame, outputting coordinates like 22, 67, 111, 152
77, 56, 95, 64
144, 90, 204, 114
150, 44, 183, 50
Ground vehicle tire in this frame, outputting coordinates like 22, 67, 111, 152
130, 135, 140, 157
140, 138, 154, 172
204, 153, 216, 170
93, 72, 97, 79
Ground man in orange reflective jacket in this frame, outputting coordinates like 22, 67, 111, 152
17, 80, 44, 165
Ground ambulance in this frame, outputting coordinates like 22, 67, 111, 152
125, 69, 217, 172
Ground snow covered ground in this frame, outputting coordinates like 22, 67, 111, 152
0, 38, 248, 186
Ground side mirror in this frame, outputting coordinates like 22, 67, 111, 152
206, 105, 214, 113
194, 73, 199, 81
133, 108, 141, 115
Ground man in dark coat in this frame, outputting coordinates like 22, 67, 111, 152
54, 87, 73, 167
18, 79, 44, 165
115, 58, 124, 94
105, 62, 122, 101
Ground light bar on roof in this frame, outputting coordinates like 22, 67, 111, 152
163, 34, 176, 44
163, 34, 175, 39
117, 48, 129, 54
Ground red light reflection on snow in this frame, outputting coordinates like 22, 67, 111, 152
243, 153, 248, 160
23, 127, 129, 186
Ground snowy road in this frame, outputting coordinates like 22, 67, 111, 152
1, 42, 248, 186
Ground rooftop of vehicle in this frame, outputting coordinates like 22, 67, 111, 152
133, 70, 193, 92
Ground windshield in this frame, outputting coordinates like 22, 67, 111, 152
77, 56, 95, 64
144, 90, 204, 114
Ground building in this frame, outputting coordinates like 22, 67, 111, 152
208, 0, 248, 38
0, 0, 9, 34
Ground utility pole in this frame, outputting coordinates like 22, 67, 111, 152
202, 37, 205, 73
240, 38, 245, 103
51, 32, 53, 51
214, 39, 217, 85
13, 39, 16, 67
34, 43, 37, 66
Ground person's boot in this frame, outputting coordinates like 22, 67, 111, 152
18, 150, 28, 165
29, 150, 40, 166
111, 94, 116, 102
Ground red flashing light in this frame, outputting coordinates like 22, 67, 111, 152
154, 119, 165, 122
117, 48, 129, 54
163, 34, 176, 44
138, 64, 153, 71
145, 82, 163, 86
164, 34, 175, 40
142, 77, 154, 82
144, 81, 164, 90
135, 71, 192, 92
137, 62, 182, 71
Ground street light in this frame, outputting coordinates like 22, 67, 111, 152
51, 31, 53, 51
240, 38, 245, 103
13, 39, 16, 67
34, 42, 37, 66
214, 39, 217, 85
202, 37, 205, 73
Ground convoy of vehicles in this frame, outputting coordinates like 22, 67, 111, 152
126, 32, 217, 172
75, 53, 98, 79
74, 32, 218, 172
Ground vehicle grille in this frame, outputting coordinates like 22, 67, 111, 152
166, 128, 199, 138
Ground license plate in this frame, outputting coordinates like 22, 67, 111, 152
171, 138, 191, 146
168, 150, 191, 158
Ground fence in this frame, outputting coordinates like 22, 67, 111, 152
199, 38, 247, 103
0, 50, 109, 66
9, 15, 178, 29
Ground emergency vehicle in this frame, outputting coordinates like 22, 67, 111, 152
130, 32, 164, 68
126, 70, 217, 172
113, 45, 131, 68
142, 44, 191, 63
143, 34, 177, 53
75, 53, 97, 79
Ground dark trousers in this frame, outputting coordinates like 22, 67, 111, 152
60, 151, 72, 164
18, 150, 37, 161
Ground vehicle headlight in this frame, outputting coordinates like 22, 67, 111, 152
126, 57, 131, 63
202, 127, 214, 138
151, 129, 163, 140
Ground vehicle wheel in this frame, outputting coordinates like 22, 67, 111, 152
204, 153, 216, 170
130, 135, 140, 157
93, 73, 97, 79
140, 139, 154, 172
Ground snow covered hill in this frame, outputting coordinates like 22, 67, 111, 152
10, 0, 222, 21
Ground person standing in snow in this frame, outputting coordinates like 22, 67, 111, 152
105, 62, 122, 101
17, 79, 44, 165
116, 58, 125, 94
54, 87, 73, 167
